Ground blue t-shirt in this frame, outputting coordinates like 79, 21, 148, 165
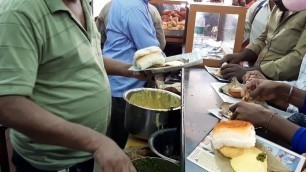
291, 127, 306, 154
290, 96, 306, 154
103, 0, 160, 97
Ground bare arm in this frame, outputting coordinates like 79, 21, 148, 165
0, 95, 135, 171
275, 83, 306, 109
230, 102, 299, 143
103, 57, 150, 80
103, 56, 133, 77
266, 110, 300, 143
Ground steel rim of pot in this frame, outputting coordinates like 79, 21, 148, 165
148, 128, 180, 165
123, 87, 181, 112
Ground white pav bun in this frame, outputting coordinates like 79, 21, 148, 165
212, 120, 256, 149
134, 46, 165, 70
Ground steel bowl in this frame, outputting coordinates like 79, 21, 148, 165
148, 128, 180, 164
123, 88, 181, 139
132, 157, 180, 172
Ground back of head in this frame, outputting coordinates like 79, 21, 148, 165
282, 0, 306, 11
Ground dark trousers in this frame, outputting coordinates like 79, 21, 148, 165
12, 150, 94, 172
106, 97, 129, 149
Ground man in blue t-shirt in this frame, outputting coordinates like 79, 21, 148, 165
103, 0, 160, 148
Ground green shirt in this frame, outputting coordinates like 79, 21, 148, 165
0, 0, 111, 170
247, 8, 306, 80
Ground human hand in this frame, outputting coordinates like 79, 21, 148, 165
93, 138, 136, 172
221, 64, 248, 81
220, 53, 243, 64
242, 79, 288, 102
229, 101, 273, 127
242, 70, 267, 84
133, 71, 153, 81
124, 65, 152, 81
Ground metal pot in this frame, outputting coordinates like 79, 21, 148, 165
123, 88, 181, 140
148, 128, 180, 164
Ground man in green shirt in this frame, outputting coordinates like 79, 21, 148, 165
220, 0, 306, 81
0, 0, 140, 171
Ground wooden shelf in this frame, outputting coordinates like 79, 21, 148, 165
166, 36, 184, 43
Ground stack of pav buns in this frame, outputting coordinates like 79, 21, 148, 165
161, 9, 186, 30
212, 120, 268, 172
133, 46, 165, 70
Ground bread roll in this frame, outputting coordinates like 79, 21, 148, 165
134, 46, 165, 70
211, 120, 256, 150
228, 86, 242, 98
220, 146, 245, 158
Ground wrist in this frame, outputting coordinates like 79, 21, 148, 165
86, 133, 110, 154
241, 49, 257, 62
121, 64, 133, 77
277, 83, 291, 101
259, 109, 274, 126
264, 111, 277, 131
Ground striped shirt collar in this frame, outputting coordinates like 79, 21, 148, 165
44, 0, 91, 14
44, 0, 67, 13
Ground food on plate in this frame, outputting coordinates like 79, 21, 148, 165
214, 68, 222, 76
212, 120, 256, 157
212, 120, 267, 172
134, 46, 165, 70
242, 91, 269, 108
165, 55, 188, 63
219, 102, 233, 119
228, 86, 243, 98
165, 61, 185, 67
219, 77, 243, 98
230, 147, 268, 172
219, 146, 246, 158
213, 62, 227, 77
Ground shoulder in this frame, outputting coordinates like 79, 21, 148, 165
248, 0, 264, 13
98, 2, 111, 20
112, 0, 147, 14
149, 4, 160, 17
0, 0, 50, 24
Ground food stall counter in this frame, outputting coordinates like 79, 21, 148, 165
181, 67, 221, 171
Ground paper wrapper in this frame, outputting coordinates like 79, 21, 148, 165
219, 102, 233, 119
213, 142, 290, 172
219, 77, 242, 97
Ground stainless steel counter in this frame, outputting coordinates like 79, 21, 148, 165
181, 67, 222, 172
